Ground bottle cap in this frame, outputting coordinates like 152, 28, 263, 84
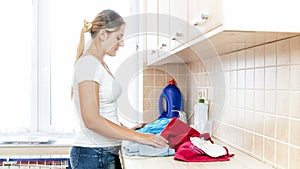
199, 98, 205, 103
168, 79, 176, 85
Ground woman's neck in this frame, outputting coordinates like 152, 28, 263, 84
84, 40, 113, 77
85, 39, 105, 62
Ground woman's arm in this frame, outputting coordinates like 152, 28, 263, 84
78, 81, 168, 148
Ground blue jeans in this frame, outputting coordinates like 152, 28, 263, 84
70, 146, 122, 169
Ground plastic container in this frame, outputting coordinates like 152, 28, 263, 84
194, 98, 209, 133
158, 79, 183, 119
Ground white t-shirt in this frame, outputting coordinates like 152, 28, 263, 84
72, 55, 122, 147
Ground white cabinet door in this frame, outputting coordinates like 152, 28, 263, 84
146, 0, 158, 64
158, 0, 170, 56
188, 0, 222, 41
170, 0, 188, 50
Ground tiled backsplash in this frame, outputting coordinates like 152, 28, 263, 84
143, 35, 300, 169
214, 35, 300, 169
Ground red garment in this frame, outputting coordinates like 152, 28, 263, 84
160, 118, 212, 150
174, 141, 234, 162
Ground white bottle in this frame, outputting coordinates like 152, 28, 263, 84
194, 98, 208, 132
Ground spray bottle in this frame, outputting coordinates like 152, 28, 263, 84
194, 98, 209, 133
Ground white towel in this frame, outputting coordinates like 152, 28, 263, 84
190, 137, 227, 158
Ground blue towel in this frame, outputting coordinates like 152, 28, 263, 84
136, 118, 172, 134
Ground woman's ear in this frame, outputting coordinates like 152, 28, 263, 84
98, 29, 107, 41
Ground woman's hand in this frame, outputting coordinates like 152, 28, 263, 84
134, 133, 169, 148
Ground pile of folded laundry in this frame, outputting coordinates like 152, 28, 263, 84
122, 117, 234, 162
122, 118, 175, 157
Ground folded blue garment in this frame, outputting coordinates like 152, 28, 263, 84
123, 118, 175, 157
136, 118, 172, 134
122, 140, 175, 157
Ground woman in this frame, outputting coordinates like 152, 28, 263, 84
70, 9, 168, 169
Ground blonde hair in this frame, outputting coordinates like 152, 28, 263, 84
75, 9, 125, 63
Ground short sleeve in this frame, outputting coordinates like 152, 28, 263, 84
74, 55, 103, 84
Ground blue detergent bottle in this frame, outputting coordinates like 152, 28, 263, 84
158, 79, 183, 119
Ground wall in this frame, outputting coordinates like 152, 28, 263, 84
143, 35, 300, 169
211, 35, 300, 169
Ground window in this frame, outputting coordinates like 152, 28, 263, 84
0, 0, 136, 135
0, 0, 33, 133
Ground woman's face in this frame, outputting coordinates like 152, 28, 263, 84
104, 24, 125, 56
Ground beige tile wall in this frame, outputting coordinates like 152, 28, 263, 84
209, 36, 300, 169
143, 35, 300, 169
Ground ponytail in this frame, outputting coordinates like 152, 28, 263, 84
75, 19, 92, 64
72, 19, 92, 98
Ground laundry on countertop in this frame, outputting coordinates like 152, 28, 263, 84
123, 117, 234, 161
190, 137, 227, 158
122, 118, 175, 157
160, 117, 212, 150
122, 140, 175, 157
136, 118, 172, 134
174, 140, 234, 162
160, 117, 234, 162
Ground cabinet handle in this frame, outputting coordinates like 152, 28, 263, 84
136, 44, 139, 51
172, 32, 183, 40
160, 43, 167, 49
191, 12, 209, 26
150, 50, 156, 55
201, 13, 208, 20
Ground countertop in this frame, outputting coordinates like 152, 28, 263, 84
121, 139, 274, 169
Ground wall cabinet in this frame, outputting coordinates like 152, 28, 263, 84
170, 0, 188, 50
146, 0, 188, 64
158, 0, 170, 57
146, 0, 300, 65
188, 0, 222, 41
145, 0, 158, 64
